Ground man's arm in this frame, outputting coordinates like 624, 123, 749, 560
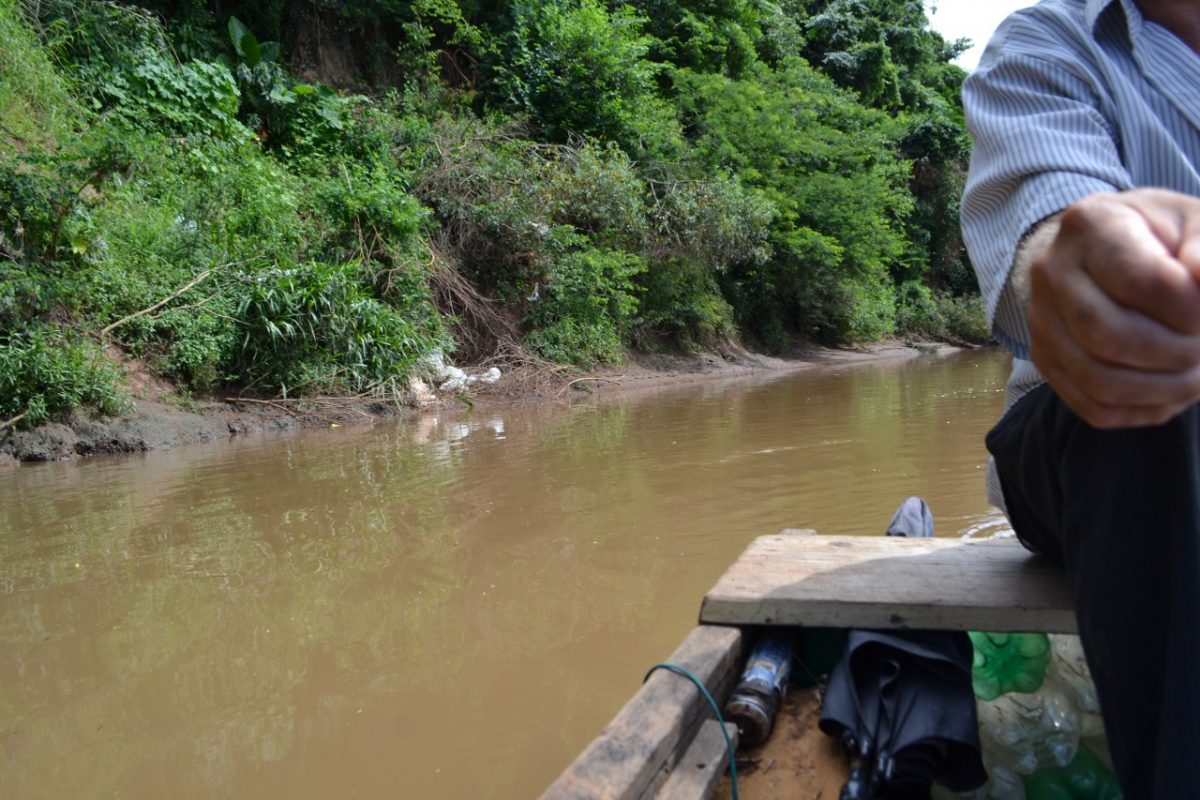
1020, 189, 1200, 428
1010, 214, 1062, 312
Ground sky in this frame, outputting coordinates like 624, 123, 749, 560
924, 0, 1039, 71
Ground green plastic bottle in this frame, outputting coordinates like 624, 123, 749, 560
1022, 744, 1123, 800
968, 631, 1051, 701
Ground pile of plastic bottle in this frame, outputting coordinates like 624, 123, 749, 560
933, 633, 1124, 800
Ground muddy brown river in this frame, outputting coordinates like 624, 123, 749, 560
0, 349, 1012, 799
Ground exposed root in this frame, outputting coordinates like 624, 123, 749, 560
426, 235, 521, 363
404, 237, 590, 399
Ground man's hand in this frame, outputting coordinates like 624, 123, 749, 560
1027, 189, 1200, 428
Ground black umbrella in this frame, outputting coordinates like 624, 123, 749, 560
818, 497, 988, 799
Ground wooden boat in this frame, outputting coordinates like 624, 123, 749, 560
542, 530, 1076, 800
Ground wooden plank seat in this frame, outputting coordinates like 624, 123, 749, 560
544, 532, 1075, 799
701, 532, 1075, 634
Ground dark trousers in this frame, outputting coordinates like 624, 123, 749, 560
986, 384, 1200, 798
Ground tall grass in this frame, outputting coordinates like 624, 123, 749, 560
0, 0, 79, 146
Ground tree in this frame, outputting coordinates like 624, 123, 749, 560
493, 0, 680, 155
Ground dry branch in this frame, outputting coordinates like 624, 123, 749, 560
556, 374, 627, 398
222, 397, 301, 417
0, 412, 27, 432
223, 395, 382, 420
101, 268, 214, 337
100, 255, 260, 338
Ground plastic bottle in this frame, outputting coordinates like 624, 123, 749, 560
939, 635, 1112, 799
975, 680, 1082, 775
723, 630, 794, 747
969, 631, 1051, 701
1045, 636, 1098, 713
1046, 634, 1107, 744
1023, 743, 1123, 800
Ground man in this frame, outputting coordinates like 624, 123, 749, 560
961, 0, 1200, 795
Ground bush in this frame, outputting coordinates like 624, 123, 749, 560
65, 132, 297, 385
107, 55, 243, 139
639, 174, 770, 342
525, 247, 644, 366
525, 318, 625, 367
0, 325, 126, 426
638, 258, 735, 345
410, 115, 648, 298
894, 280, 940, 335
935, 292, 991, 343
0, 157, 63, 263
894, 281, 991, 344
3, 104, 447, 395
410, 112, 774, 354
305, 158, 430, 263
232, 260, 449, 394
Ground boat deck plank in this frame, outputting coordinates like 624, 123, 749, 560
654, 720, 738, 800
542, 625, 745, 800
700, 534, 1075, 633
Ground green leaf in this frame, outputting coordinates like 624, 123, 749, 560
240, 34, 262, 67
228, 16, 251, 56
228, 17, 261, 66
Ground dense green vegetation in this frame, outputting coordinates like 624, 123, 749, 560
0, 0, 986, 428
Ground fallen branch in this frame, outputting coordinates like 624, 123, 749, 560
556, 374, 626, 398
222, 397, 300, 417
224, 396, 310, 404
222, 395, 379, 417
101, 268, 214, 338
0, 412, 27, 432
223, 396, 382, 421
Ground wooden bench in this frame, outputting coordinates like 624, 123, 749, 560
542, 532, 1074, 800
702, 532, 1075, 633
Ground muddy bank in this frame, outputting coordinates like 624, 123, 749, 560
583, 340, 958, 397
0, 340, 970, 465
0, 394, 415, 464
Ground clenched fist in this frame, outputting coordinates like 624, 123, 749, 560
1027, 189, 1200, 428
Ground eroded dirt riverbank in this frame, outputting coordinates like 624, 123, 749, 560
0, 340, 967, 466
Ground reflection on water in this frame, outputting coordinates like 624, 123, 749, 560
0, 349, 1011, 799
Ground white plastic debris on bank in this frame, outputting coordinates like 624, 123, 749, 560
407, 377, 437, 408
419, 351, 502, 392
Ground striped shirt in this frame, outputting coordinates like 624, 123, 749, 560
960, 0, 1200, 508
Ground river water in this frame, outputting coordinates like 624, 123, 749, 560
0, 349, 1012, 799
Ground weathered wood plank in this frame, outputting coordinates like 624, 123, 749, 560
654, 720, 738, 800
700, 534, 1075, 633
543, 625, 745, 800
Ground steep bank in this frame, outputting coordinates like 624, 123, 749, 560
2, 2, 988, 447
0, 340, 968, 467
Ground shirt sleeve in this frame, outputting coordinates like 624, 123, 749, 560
961, 19, 1134, 358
